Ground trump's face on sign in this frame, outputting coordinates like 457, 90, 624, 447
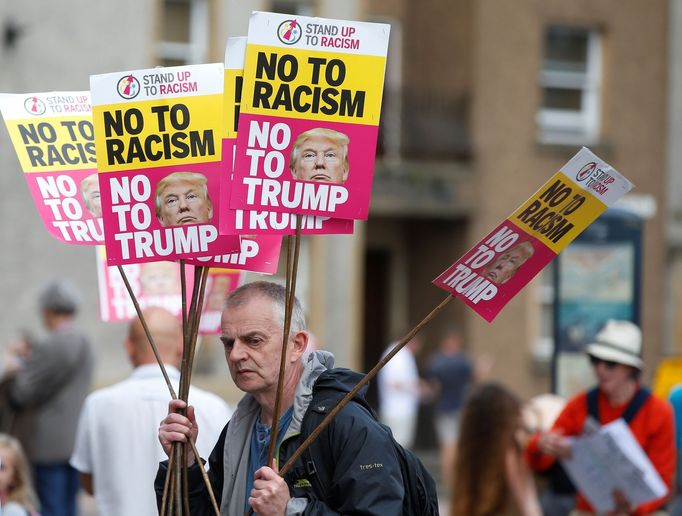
290, 128, 349, 184
482, 241, 535, 285
155, 172, 213, 227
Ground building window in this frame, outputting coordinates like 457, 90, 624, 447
158, 0, 209, 66
537, 26, 601, 145
271, 0, 314, 16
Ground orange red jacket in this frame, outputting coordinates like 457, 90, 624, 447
525, 388, 675, 514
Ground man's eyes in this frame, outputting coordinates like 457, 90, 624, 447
221, 336, 263, 348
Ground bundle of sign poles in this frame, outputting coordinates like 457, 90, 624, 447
117, 262, 219, 516
118, 224, 453, 516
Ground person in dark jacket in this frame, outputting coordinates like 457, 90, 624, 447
156, 281, 404, 515
6, 279, 94, 516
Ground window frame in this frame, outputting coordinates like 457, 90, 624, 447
157, 0, 209, 65
537, 26, 602, 145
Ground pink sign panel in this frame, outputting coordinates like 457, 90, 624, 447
185, 234, 282, 275
220, 138, 354, 234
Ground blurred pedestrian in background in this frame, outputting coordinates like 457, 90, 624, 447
70, 306, 231, 516
451, 382, 541, 516
522, 393, 574, 516
3, 279, 93, 516
0, 433, 40, 515
525, 319, 675, 515
425, 330, 473, 488
378, 334, 424, 448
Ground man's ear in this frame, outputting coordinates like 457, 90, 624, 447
289, 330, 309, 362
123, 338, 136, 365
342, 166, 349, 183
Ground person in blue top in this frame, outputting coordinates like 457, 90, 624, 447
425, 330, 474, 488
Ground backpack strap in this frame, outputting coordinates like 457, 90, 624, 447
622, 387, 650, 424
585, 386, 650, 425
586, 386, 600, 421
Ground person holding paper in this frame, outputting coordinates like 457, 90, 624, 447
154, 171, 214, 227
289, 128, 350, 184
525, 320, 675, 515
154, 281, 406, 515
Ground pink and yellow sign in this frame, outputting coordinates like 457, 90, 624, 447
220, 37, 354, 235
0, 92, 104, 244
198, 268, 244, 334
229, 12, 390, 220
433, 148, 634, 322
90, 64, 241, 265
96, 246, 192, 322
96, 246, 243, 335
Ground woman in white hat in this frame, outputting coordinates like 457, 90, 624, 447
524, 319, 675, 515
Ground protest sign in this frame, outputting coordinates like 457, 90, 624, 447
0, 92, 104, 244
434, 147, 634, 322
96, 246, 191, 322
187, 234, 282, 274
229, 12, 390, 220
96, 246, 242, 334
198, 268, 244, 334
90, 64, 241, 265
220, 36, 353, 235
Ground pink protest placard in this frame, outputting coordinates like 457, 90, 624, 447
219, 37, 354, 235
198, 268, 244, 334
90, 64, 241, 265
0, 92, 104, 244
96, 246, 194, 322
229, 12, 390, 220
434, 148, 634, 322
186, 235, 282, 275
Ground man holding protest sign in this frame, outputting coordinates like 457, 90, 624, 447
155, 281, 405, 515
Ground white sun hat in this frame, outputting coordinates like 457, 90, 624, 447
585, 319, 643, 370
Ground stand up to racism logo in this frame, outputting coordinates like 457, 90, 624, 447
24, 96, 46, 115
277, 19, 302, 45
116, 74, 140, 100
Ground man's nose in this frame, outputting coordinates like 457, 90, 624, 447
314, 153, 325, 166
227, 340, 247, 361
178, 196, 190, 210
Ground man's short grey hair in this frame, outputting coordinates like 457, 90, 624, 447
225, 281, 307, 335
39, 279, 81, 315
